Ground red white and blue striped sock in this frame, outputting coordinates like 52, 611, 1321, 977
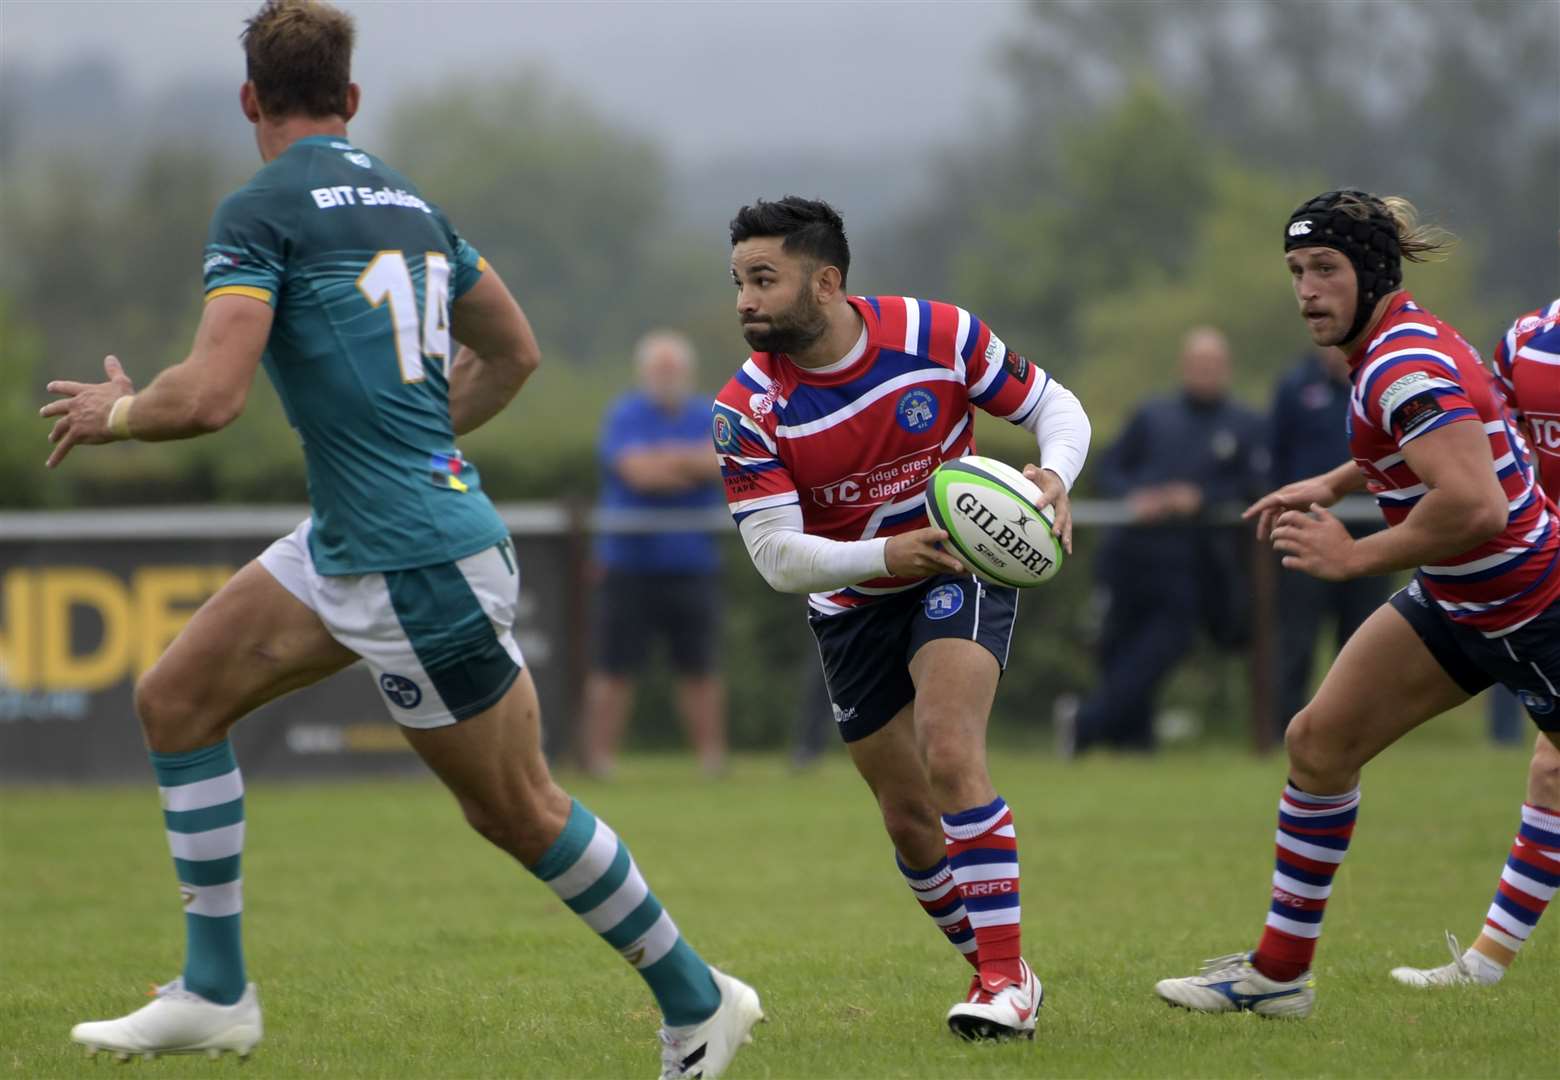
1481, 802, 1560, 955
1253, 782, 1360, 983
896, 853, 979, 968
943, 796, 1022, 984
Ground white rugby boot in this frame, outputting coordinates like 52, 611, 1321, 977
71, 977, 261, 1060
945, 959, 1041, 1041
658, 968, 764, 1079
1155, 953, 1314, 1017
1390, 931, 1505, 988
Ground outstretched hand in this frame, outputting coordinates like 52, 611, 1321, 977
40, 356, 135, 469
1243, 476, 1339, 541
1023, 464, 1073, 554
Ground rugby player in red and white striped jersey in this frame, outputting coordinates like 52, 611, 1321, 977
1390, 294, 1560, 989
1155, 190, 1560, 1018
715, 197, 1091, 1041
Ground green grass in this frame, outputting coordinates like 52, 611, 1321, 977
3, 721, 1555, 1078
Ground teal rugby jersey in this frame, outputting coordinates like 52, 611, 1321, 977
202, 134, 506, 574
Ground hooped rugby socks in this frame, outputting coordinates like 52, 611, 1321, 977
531, 800, 720, 1026
896, 853, 979, 968
943, 796, 1023, 984
1253, 782, 1360, 983
149, 740, 247, 1006
1479, 802, 1560, 958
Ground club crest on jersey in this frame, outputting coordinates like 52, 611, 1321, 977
379, 673, 422, 709
896, 389, 938, 433
1518, 690, 1555, 716
749, 381, 782, 419
712, 410, 740, 453
924, 583, 963, 620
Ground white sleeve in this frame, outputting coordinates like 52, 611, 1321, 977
1015, 376, 1091, 491
737, 504, 890, 594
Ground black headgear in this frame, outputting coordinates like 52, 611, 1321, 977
1284, 189, 1402, 344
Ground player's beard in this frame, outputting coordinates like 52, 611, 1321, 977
742, 290, 828, 355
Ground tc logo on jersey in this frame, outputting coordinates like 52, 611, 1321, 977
1288, 220, 1313, 237
379, 673, 422, 709
1527, 413, 1560, 453
924, 583, 964, 620
1518, 690, 1555, 716
897, 389, 938, 433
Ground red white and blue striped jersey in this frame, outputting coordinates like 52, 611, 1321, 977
1491, 298, 1560, 495
713, 295, 1045, 614
1348, 293, 1560, 636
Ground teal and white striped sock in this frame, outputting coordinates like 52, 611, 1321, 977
532, 800, 720, 1026
149, 740, 246, 1006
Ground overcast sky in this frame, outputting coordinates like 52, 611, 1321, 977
2, 0, 1028, 159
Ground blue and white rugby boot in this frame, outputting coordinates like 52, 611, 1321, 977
1154, 953, 1314, 1017
71, 977, 261, 1060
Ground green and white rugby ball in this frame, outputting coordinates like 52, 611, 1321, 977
925, 455, 1063, 588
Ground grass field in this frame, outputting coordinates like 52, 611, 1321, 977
4, 715, 1556, 1078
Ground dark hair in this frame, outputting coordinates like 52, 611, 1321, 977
729, 196, 850, 286
241, 0, 355, 119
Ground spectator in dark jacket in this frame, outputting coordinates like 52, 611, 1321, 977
1059, 327, 1268, 755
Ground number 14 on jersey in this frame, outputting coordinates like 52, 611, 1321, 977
356, 250, 450, 383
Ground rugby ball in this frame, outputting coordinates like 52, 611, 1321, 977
925, 456, 1062, 588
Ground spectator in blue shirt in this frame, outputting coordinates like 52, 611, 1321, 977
581, 330, 727, 777
1267, 347, 1388, 738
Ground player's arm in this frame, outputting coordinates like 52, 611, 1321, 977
739, 506, 963, 594
40, 294, 272, 469
961, 318, 1091, 551
1271, 419, 1508, 580
1012, 378, 1090, 553
447, 267, 540, 436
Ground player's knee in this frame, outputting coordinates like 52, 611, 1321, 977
877, 795, 941, 853
1528, 739, 1560, 805
918, 712, 979, 770
459, 784, 571, 864
134, 666, 200, 747
461, 801, 513, 850
1285, 707, 1355, 782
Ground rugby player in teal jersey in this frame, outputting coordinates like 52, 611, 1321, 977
41, 3, 761, 1074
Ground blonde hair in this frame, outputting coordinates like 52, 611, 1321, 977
1333, 191, 1457, 263
1381, 195, 1457, 262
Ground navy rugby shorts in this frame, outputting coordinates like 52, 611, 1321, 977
593, 569, 719, 677
807, 574, 1017, 743
1391, 576, 1560, 732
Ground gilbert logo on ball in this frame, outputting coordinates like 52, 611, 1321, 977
925, 456, 1062, 588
